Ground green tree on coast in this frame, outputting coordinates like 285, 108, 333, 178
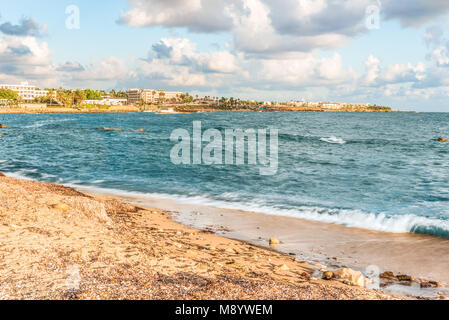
74, 89, 86, 107
56, 89, 73, 108
47, 89, 55, 106
159, 91, 166, 104
116, 90, 128, 99
180, 93, 194, 103
107, 90, 128, 99
84, 89, 102, 100
0, 89, 18, 100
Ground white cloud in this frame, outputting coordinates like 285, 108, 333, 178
0, 17, 47, 37
118, 0, 238, 33
430, 46, 449, 67
362, 55, 426, 87
248, 52, 355, 88
148, 38, 238, 74
76, 57, 134, 81
119, 0, 449, 56
364, 55, 380, 85
0, 32, 136, 89
0, 35, 58, 87
382, 0, 449, 28
0, 35, 52, 66
120, 0, 368, 54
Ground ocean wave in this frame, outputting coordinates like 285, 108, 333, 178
3, 169, 57, 181
278, 133, 307, 143
320, 136, 346, 144
54, 182, 449, 239
279, 133, 346, 144
23, 118, 74, 129
3, 169, 449, 238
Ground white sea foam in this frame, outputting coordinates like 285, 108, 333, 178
4, 169, 55, 181
59, 182, 449, 236
3, 170, 449, 237
24, 118, 74, 129
14, 168, 38, 175
4, 171, 35, 181
320, 136, 346, 144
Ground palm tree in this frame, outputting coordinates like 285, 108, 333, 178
57, 89, 72, 108
47, 89, 55, 107
74, 89, 86, 107
159, 91, 166, 104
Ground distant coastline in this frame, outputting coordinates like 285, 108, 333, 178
0, 84, 407, 113
0, 104, 410, 114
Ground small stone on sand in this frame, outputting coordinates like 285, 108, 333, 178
322, 271, 334, 280
51, 203, 70, 211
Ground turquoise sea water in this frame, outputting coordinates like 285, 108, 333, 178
1, 112, 449, 237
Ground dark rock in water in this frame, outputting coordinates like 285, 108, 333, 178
380, 271, 395, 279
420, 280, 441, 288
397, 274, 414, 282
0, 172, 5, 177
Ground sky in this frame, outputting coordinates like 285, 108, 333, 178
2, 1, 449, 111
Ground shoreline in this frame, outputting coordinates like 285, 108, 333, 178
77, 186, 449, 299
0, 174, 402, 300
0, 107, 411, 114
0, 107, 141, 114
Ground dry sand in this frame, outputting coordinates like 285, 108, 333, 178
0, 175, 398, 300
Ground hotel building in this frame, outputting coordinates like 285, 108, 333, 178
84, 98, 128, 106
0, 82, 50, 100
128, 89, 183, 104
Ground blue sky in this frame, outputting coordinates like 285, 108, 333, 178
1, 0, 449, 111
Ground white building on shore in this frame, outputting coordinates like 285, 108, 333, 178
0, 82, 49, 100
84, 98, 128, 106
128, 89, 183, 104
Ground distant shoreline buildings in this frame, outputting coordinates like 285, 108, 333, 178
0, 82, 49, 101
84, 98, 128, 106
286, 100, 372, 110
128, 89, 183, 104
0, 81, 390, 111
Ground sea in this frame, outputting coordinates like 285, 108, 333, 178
1, 111, 449, 238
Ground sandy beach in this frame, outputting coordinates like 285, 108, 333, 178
0, 106, 140, 114
0, 174, 401, 300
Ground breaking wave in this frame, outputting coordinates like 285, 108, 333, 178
320, 136, 346, 144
